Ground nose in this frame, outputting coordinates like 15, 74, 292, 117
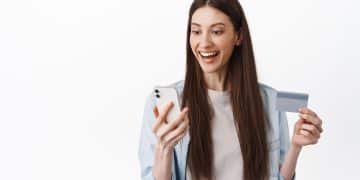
199, 32, 214, 49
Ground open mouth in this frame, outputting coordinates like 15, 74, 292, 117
199, 51, 219, 59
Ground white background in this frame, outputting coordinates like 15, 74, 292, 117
0, 0, 359, 179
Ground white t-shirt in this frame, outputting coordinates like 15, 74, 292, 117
186, 89, 243, 180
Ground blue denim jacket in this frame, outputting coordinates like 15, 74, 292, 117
139, 80, 294, 180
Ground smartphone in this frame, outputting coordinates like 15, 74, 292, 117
153, 86, 181, 123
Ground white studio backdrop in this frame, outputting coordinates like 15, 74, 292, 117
0, 0, 359, 179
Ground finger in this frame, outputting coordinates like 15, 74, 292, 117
163, 117, 189, 144
298, 108, 323, 133
166, 129, 187, 149
164, 116, 190, 149
151, 107, 161, 133
294, 119, 305, 134
299, 116, 323, 133
157, 107, 189, 140
298, 107, 318, 117
158, 102, 174, 124
152, 117, 163, 134
152, 103, 173, 134
299, 129, 319, 145
299, 129, 311, 137
298, 113, 323, 131
301, 124, 321, 138
170, 107, 189, 127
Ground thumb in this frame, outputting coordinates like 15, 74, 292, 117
294, 119, 304, 134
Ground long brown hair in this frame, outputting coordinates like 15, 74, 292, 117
181, 0, 269, 180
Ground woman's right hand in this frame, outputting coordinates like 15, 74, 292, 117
151, 102, 189, 180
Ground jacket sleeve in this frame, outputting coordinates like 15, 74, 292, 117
278, 111, 296, 180
138, 94, 157, 180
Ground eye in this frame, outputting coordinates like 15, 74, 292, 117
191, 30, 201, 35
212, 30, 224, 35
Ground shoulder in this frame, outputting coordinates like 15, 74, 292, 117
167, 80, 185, 92
258, 82, 278, 97
258, 83, 284, 141
258, 83, 282, 134
258, 82, 279, 107
166, 80, 185, 99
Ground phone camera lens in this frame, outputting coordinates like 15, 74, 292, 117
156, 94, 160, 98
155, 89, 159, 93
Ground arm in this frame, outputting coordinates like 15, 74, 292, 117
138, 94, 189, 180
280, 144, 301, 180
278, 111, 297, 180
279, 108, 324, 180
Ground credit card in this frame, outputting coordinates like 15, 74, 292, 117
276, 91, 309, 112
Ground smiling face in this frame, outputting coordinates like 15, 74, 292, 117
190, 6, 241, 75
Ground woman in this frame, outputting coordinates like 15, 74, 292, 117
139, 0, 323, 180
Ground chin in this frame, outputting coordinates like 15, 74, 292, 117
199, 65, 222, 74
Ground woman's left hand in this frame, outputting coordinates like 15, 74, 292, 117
292, 107, 323, 148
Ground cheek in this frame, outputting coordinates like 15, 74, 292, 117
189, 37, 195, 49
189, 38, 198, 56
216, 39, 235, 57
224, 44, 235, 56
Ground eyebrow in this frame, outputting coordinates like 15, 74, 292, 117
191, 22, 225, 27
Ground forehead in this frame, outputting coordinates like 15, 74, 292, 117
191, 6, 232, 27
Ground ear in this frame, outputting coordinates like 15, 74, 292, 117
235, 30, 242, 46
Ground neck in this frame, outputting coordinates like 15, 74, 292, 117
203, 66, 229, 91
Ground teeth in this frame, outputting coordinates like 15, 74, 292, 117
199, 51, 218, 57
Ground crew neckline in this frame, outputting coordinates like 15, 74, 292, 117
207, 88, 230, 104
207, 88, 230, 95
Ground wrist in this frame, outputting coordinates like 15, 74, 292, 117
153, 146, 173, 180
155, 143, 173, 157
290, 143, 302, 153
